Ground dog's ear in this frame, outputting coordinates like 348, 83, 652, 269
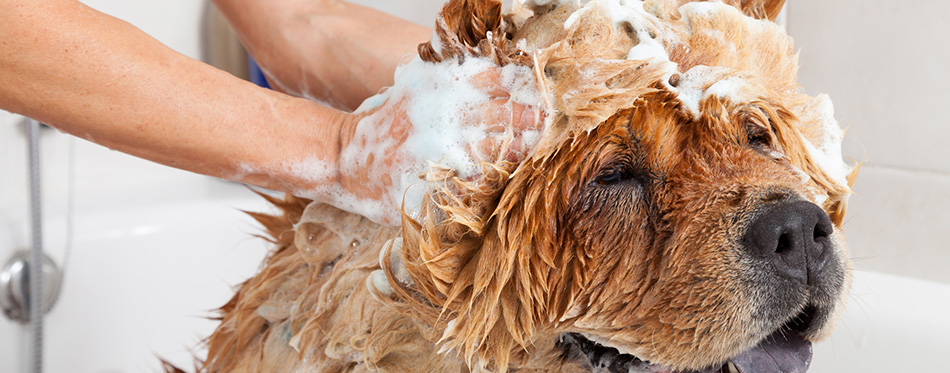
386, 150, 585, 370
721, 0, 786, 22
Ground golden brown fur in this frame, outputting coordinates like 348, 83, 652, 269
201, 0, 857, 371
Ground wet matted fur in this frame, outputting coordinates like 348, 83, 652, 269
200, 0, 858, 371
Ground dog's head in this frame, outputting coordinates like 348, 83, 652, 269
375, 1, 857, 371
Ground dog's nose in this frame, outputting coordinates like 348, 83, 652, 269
743, 201, 834, 285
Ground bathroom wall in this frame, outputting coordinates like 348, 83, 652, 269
350, 0, 445, 25
0, 1, 214, 371
0, 0, 214, 214
0, 0, 445, 212
787, 0, 950, 284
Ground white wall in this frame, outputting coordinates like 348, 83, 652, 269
350, 0, 446, 25
0, 1, 218, 371
787, 0, 950, 284
0, 0, 213, 213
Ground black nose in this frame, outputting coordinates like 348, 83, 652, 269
743, 201, 835, 285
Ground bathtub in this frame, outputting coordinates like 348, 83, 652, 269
1, 182, 947, 372
0, 182, 274, 372
810, 269, 950, 372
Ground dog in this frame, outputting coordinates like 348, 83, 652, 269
199, 0, 857, 371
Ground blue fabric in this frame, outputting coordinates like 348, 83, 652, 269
247, 55, 271, 89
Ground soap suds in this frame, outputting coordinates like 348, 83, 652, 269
677, 0, 725, 17
293, 54, 543, 225
522, 0, 567, 7
704, 76, 748, 101
671, 65, 731, 115
378, 237, 413, 287
563, 0, 766, 116
626, 37, 668, 61
799, 95, 851, 189
562, 0, 673, 64
437, 318, 460, 354
429, 30, 444, 58
353, 88, 390, 113
284, 156, 336, 184
367, 270, 395, 296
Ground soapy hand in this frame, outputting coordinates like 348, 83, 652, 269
212, 0, 542, 225
333, 63, 545, 225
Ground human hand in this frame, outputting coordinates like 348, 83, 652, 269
329, 62, 545, 225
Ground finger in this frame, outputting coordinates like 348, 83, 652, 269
471, 68, 509, 99
506, 106, 546, 162
473, 137, 496, 161
463, 98, 513, 132
464, 101, 543, 160
510, 102, 543, 132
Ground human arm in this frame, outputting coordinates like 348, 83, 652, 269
210, 0, 432, 110
0, 0, 352, 193
0, 0, 542, 226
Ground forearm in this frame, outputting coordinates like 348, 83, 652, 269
0, 0, 351, 193
211, 0, 431, 110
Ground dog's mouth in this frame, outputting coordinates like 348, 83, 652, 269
558, 308, 816, 373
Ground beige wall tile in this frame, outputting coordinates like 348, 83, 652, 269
349, 0, 445, 26
0, 112, 27, 208
842, 165, 950, 283
787, 0, 950, 173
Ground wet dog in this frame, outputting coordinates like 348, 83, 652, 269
201, 0, 857, 371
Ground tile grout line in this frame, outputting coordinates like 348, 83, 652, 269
856, 163, 950, 179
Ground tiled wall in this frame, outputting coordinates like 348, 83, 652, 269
787, 0, 950, 284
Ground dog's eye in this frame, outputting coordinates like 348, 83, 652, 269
746, 125, 772, 148
594, 168, 634, 185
